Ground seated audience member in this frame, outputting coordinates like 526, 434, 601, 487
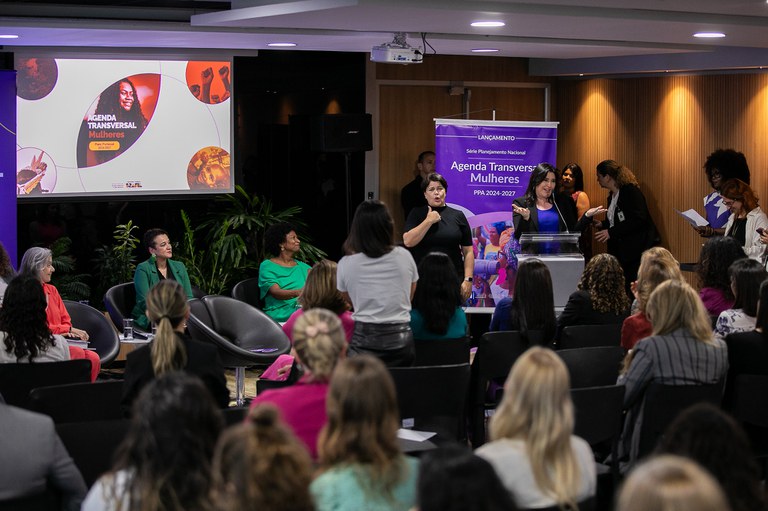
417, 445, 518, 511
618, 280, 728, 465
0, 400, 87, 510
696, 236, 746, 317
132, 228, 194, 331
0, 241, 14, 304
337, 200, 418, 367
556, 253, 630, 340
258, 222, 311, 322
714, 258, 767, 339
476, 347, 596, 509
83, 373, 224, 511
0, 275, 71, 364
621, 247, 684, 350
719, 178, 768, 259
616, 455, 731, 511
725, 279, 768, 380
19, 247, 100, 381
212, 405, 314, 511
410, 252, 468, 340
311, 356, 419, 511
489, 258, 556, 344
122, 280, 229, 411
250, 308, 346, 459
656, 403, 767, 511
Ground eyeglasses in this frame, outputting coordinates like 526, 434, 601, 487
426, 186, 445, 193
722, 199, 740, 207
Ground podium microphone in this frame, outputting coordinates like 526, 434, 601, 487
551, 196, 570, 233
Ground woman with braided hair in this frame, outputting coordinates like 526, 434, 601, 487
250, 307, 347, 460
121, 280, 229, 412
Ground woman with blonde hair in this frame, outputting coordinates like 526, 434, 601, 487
250, 308, 347, 460
476, 347, 596, 510
621, 247, 684, 350
122, 280, 229, 411
556, 253, 631, 340
312, 355, 418, 511
617, 455, 731, 511
618, 280, 728, 464
212, 404, 314, 511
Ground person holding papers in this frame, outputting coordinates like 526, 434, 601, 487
695, 149, 751, 238
719, 179, 768, 260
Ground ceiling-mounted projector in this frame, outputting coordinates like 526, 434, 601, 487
370, 32, 423, 64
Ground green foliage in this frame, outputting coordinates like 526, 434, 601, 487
49, 236, 91, 301
176, 186, 326, 294
92, 221, 140, 301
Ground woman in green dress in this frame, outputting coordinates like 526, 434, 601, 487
258, 222, 311, 322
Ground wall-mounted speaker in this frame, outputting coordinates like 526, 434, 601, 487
310, 113, 372, 153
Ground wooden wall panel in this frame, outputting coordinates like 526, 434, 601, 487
558, 73, 768, 273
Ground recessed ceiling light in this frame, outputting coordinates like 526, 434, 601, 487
471, 21, 505, 28
471, 48, 499, 53
267, 42, 297, 47
0, 34, 19, 39
693, 32, 725, 38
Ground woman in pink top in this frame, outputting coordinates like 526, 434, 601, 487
250, 308, 346, 459
696, 236, 745, 317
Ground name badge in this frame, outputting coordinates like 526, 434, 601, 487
617, 211, 625, 222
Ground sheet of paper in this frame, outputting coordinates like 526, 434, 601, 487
397, 428, 437, 442
676, 208, 708, 228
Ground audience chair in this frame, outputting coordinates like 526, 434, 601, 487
468, 331, 533, 447
56, 418, 130, 487
636, 382, 723, 460
190, 285, 207, 299
63, 300, 120, 367
231, 277, 262, 309
413, 336, 470, 366
389, 363, 471, 443
571, 384, 624, 486
0, 360, 92, 409
187, 295, 291, 406
222, 406, 248, 427
556, 346, 625, 388
727, 373, 768, 473
0, 489, 60, 511
29, 381, 123, 423
104, 282, 148, 334
558, 323, 623, 349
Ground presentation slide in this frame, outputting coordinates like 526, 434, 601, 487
15, 56, 233, 198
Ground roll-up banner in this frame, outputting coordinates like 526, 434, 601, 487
435, 119, 558, 309
0, 70, 17, 267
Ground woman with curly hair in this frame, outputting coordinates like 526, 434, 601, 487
410, 252, 467, 340
0, 241, 15, 304
258, 222, 311, 322
556, 253, 630, 341
696, 236, 746, 317
212, 405, 314, 511
312, 355, 418, 511
83, 373, 224, 511
656, 403, 767, 511
0, 274, 70, 364
476, 347, 596, 509
621, 247, 684, 350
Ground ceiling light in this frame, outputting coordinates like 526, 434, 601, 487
471, 48, 499, 53
0, 34, 19, 39
267, 42, 297, 47
471, 21, 505, 28
693, 32, 725, 38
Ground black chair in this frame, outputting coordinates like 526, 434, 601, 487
559, 324, 623, 349
63, 300, 121, 367
222, 406, 248, 426
389, 363, 471, 442
187, 295, 291, 406
571, 384, 624, 485
104, 282, 148, 334
0, 490, 60, 511
56, 419, 131, 487
191, 285, 207, 299
468, 331, 533, 447
413, 336, 470, 366
636, 382, 723, 460
0, 360, 92, 409
556, 346, 625, 388
29, 381, 123, 423
727, 373, 768, 472
231, 277, 262, 308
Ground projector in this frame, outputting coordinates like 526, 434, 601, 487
370, 45, 423, 64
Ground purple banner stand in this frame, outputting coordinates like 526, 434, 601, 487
0, 70, 17, 267
435, 119, 558, 309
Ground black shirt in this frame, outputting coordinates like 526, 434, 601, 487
404, 205, 472, 277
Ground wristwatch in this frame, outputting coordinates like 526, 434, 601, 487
464, 277, 472, 282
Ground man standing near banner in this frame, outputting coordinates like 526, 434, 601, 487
400, 150, 435, 221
